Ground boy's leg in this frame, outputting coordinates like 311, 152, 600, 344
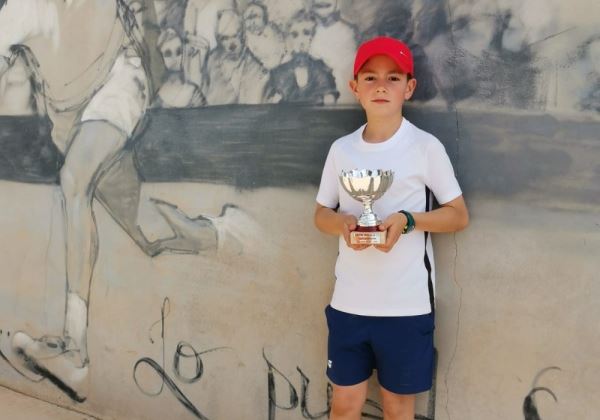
379, 387, 416, 420
372, 313, 435, 420
326, 305, 374, 419
330, 381, 368, 420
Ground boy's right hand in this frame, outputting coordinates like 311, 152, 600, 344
340, 214, 370, 251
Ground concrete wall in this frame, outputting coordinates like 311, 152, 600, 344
0, 1, 598, 419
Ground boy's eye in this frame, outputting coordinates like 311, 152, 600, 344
364, 75, 375, 81
389, 75, 401, 81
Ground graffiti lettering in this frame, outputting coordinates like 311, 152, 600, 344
264, 350, 299, 419
133, 298, 227, 419
133, 357, 209, 420
297, 366, 331, 419
522, 366, 561, 420
134, 299, 436, 419
264, 353, 433, 420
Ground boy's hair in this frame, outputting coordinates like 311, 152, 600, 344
353, 36, 414, 78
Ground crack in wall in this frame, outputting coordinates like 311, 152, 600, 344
443, 108, 464, 420
441, 3, 464, 418
443, 231, 463, 420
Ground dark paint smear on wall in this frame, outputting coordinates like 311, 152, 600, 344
0, 116, 62, 183
0, 105, 598, 206
456, 112, 573, 196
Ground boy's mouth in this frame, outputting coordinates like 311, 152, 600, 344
372, 99, 390, 103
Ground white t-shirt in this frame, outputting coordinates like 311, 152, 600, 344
316, 119, 462, 316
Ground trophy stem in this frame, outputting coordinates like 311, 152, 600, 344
358, 198, 379, 227
363, 198, 374, 215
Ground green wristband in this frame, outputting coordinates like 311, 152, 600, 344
399, 210, 415, 234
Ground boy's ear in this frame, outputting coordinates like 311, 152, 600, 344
349, 79, 359, 98
404, 77, 417, 100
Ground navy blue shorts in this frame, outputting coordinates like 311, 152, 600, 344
325, 305, 435, 395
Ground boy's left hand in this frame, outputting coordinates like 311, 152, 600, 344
374, 212, 408, 253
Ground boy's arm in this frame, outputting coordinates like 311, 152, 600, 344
314, 204, 369, 251
412, 194, 469, 233
375, 195, 469, 253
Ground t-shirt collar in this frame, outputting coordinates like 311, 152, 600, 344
354, 118, 411, 151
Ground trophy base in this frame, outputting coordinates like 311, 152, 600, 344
350, 226, 386, 245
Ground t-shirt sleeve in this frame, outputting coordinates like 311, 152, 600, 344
316, 144, 339, 208
425, 138, 462, 204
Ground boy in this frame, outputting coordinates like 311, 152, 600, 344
314, 36, 469, 420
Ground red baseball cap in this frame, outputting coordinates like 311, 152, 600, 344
353, 36, 414, 77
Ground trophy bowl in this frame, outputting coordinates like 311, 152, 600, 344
339, 169, 394, 245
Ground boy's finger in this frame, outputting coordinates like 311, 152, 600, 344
352, 244, 370, 251
388, 230, 401, 246
374, 244, 390, 252
378, 220, 391, 231
375, 230, 400, 252
343, 232, 351, 247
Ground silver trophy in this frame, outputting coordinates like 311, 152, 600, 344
339, 169, 394, 245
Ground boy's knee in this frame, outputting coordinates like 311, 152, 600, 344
330, 391, 365, 417
330, 402, 362, 418
381, 393, 415, 420
382, 404, 412, 420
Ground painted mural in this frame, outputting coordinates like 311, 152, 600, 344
0, 0, 598, 419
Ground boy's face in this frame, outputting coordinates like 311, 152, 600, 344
349, 55, 417, 118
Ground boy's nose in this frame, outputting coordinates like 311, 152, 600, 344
376, 83, 387, 93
